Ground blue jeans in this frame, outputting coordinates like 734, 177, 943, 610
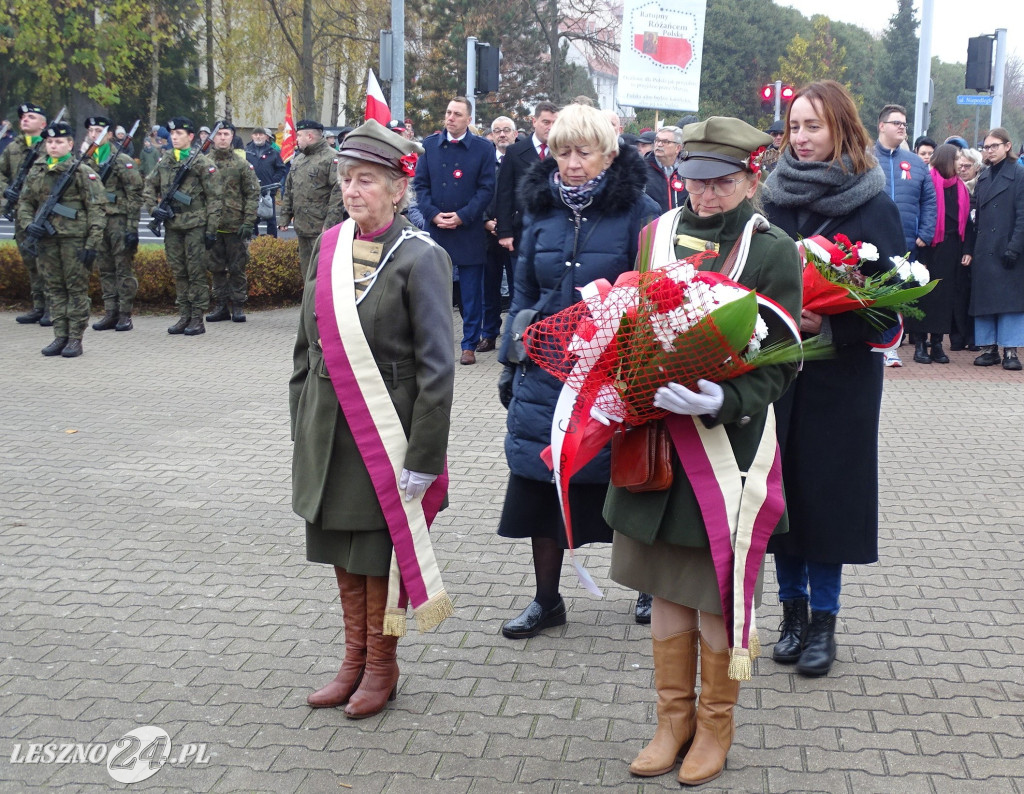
457, 263, 485, 350
773, 552, 842, 615
974, 312, 1024, 347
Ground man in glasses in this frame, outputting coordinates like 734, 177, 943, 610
643, 125, 687, 213
963, 128, 1024, 370
873, 103, 937, 367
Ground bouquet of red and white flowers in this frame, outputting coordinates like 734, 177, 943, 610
799, 233, 937, 329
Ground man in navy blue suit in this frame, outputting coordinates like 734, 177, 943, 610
413, 97, 496, 365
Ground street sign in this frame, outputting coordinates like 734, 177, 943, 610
957, 94, 993, 106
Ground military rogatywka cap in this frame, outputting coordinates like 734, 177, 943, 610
338, 119, 424, 176
84, 116, 111, 129
44, 121, 75, 139
167, 117, 196, 134
18, 103, 46, 118
295, 119, 324, 132
678, 117, 773, 180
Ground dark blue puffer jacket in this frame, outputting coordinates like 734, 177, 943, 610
497, 147, 660, 483
873, 141, 937, 251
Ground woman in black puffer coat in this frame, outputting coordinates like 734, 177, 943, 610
495, 103, 660, 639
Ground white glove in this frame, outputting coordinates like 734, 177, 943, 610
399, 469, 437, 502
589, 406, 621, 426
653, 380, 724, 418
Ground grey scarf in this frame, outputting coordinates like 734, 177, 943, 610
763, 149, 885, 217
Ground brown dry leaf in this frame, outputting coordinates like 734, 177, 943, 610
65, 429, 78, 434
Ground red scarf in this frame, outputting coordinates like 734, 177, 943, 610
931, 169, 969, 244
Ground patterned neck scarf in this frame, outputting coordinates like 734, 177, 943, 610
551, 168, 606, 213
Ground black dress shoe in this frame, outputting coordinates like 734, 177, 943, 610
773, 597, 809, 663
61, 339, 83, 358
501, 597, 567, 639
41, 337, 69, 356
634, 592, 653, 624
16, 307, 45, 324
796, 611, 837, 677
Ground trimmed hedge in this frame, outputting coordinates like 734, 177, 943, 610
0, 236, 304, 310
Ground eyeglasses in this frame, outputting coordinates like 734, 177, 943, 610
981, 142, 1007, 151
654, 138, 678, 146
885, 120, 908, 129
684, 177, 748, 197
492, 127, 515, 134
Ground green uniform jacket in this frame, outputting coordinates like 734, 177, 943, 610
289, 217, 455, 530
94, 151, 143, 225
210, 148, 260, 231
17, 158, 106, 250
279, 138, 338, 236
603, 200, 802, 548
0, 136, 39, 210
143, 149, 222, 235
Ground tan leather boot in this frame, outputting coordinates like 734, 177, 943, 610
307, 567, 367, 708
629, 629, 698, 777
344, 575, 399, 719
678, 635, 740, 786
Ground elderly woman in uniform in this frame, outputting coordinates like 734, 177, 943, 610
605, 118, 802, 786
290, 120, 455, 720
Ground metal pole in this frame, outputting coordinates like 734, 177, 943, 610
466, 37, 478, 128
974, 106, 980, 147
991, 28, 1007, 129
914, 0, 933, 136
774, 79, 782, 122
391, 0, 405, 125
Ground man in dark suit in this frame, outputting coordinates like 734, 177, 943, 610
479, 116, 517, 353
494, 101, 559, 257
413, 96, 496, 365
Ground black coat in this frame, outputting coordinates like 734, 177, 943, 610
642, 151, 686, 213
245, 141, 287, 189
498, 147, 660, 483
966, 159, 1024, 316
494, 135, 543, 250
764, 191, 905, 565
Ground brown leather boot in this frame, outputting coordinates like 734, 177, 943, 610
307, 567, 367, 708
678, 636, 740, 786
344, 574, 399, 719
629, 629, 698, 777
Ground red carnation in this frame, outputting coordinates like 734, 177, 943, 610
646, 275, 686, 313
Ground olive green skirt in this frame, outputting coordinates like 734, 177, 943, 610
610, 533, 764, 614
305, 522, 393, 577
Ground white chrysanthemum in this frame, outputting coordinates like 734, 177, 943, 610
650, 305, 697, 352
891, 255, 912, 281
909, 261, 930, 285
801, 237, 832, 263
754, 313, 769, 341
662, 261, 696, 283
858, 242, 879, 261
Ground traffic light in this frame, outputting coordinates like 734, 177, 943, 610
780, 85, 795, 102
476, 42, 500, 95
759, 84, 774, 109
966, 36, 993, 91
760, 83, 794, 112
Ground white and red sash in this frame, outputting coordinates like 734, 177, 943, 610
315, 220, 453, 636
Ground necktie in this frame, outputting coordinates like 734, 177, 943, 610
539, 143, 547, 160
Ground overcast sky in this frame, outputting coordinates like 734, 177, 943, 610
781, 0, 1017, 66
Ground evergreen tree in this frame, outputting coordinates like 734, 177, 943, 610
877, 0, 919, 115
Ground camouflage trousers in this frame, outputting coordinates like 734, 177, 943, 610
297, 235, 318, 281
14, 221, 47, 310
97, 215, 138, 313
39, 238, 90, 340
165, 227, 210, 319
207, 232, 249, 305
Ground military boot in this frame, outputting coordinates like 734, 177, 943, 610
41, 337, 69, 356
16, 306, 45, 324
231, 302, 246, 323
92, 310, 118, 331
115, 312, 133, 331
167, 316, 189, 335
205, 302, 230, 322
38, 304, 53, 327
61, 339, 84, 358
183, 317, 206, 336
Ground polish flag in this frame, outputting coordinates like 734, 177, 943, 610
281, 94, 297, 163
365, 69, 391, 125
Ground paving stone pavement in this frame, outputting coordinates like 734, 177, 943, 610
1, 311, 1022, 793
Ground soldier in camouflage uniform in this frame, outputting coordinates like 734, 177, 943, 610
0, 103, 51, 325
278, 119, 338, 278
17, 121, 106, 358
143, 116, 222, 336
84, 116, 143, 332
205, 122, 260, 323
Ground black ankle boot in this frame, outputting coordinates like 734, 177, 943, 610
773, 597, 809, 663
231, 302, 246, 322
205, 303, 230, 322
929, 339, 949, 364
16, 306, 45, 324
115, 312, 133, 331
796, 611, 837, 677
92, 310, 118, 331
913, 341, 931, 364
41, 337, 69, 356
183, 317, 206, 336
167, 317, 189, 334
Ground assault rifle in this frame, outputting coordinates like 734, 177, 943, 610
20, 127, 109, 259
147, 121, 222, 237
98, 119, 141, 185
1, 107, 66, 221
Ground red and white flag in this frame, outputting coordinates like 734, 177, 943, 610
281, 93, 297, 163
365, 69, 391, 125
